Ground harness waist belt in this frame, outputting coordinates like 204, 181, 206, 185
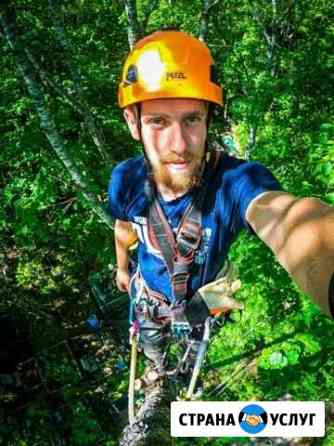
134, 271, 184, 321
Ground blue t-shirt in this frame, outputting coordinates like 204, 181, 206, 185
108, 152, 282, 302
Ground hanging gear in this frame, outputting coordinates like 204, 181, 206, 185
118, 30, 223, 109
186, 316, 211, 400
170, 305, 192, 338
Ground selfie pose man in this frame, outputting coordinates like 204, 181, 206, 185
108, 30, 334, 385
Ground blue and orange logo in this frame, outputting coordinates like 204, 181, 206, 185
239, 404, 268, 434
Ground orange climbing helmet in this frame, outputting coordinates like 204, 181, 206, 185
118, 30, 223, 108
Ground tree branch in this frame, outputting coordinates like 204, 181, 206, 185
199, 0, 219, 43
141, 0, 159, 31
250, 0, 276, 75
26, 49, 82, 115
0, 5, 114, 229
48, 0, 110, 162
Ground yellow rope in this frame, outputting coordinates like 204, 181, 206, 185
128, 333, 138, 426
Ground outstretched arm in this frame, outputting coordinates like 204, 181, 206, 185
246, 191, 334, 318
114, 219, 138, 292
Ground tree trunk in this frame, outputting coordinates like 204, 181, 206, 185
124, 0, 142, 49
119, 385, 172, 446
245, 125, 257, 159
0, 6, 114, 230
199, 0, 219, 43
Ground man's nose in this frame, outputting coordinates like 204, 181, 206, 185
171, 122, 187, 155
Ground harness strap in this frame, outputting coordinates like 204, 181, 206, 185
148, 200, 176, 276
147, 150, 221, 304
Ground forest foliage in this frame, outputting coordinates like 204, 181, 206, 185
0, 0, 333, 444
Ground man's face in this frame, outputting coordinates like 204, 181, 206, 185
126, 98, 208, 194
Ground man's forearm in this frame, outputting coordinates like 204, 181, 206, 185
116, 239, 130, 271
291, 250, 334, 318
248, 193, 334, 318
114, 219, 138, 271
275, 199, 334, 317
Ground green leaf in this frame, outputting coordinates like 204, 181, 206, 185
269, 351, 288, 368
326, 193, 334, 204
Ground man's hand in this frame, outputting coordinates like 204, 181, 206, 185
116, 268, 131, 292
197, 276, 243, 316
185, 272, 243, 327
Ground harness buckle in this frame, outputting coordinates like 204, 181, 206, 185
171, 271, 189, 299
177, 220, 202, 257
178, 233, 197, 254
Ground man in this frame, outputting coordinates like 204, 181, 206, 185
108, 30, 334, 382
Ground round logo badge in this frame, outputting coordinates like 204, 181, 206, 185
238, 404, 268, 434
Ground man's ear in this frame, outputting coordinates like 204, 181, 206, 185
123, 106, 141, 141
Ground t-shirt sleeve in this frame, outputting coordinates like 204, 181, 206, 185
229, 161, 283, 232
107, 163, 129, 221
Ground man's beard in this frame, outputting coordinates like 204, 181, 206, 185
151, 154, 203, 194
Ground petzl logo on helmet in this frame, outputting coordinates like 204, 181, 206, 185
166, 72, 187, 81
239, 404, 268, 434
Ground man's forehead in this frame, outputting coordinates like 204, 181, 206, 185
141, 98, 207, 116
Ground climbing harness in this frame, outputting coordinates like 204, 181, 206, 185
126, 150, 238, 422
147, 150, 221, 305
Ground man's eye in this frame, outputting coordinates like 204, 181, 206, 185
149, 117, 165, 126
186, 115, 201, 124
